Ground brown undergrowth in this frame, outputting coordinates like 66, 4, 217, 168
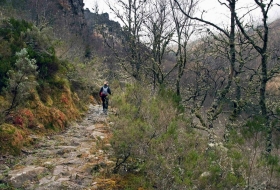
0, 82, 88, 156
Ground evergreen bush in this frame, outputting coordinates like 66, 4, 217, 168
6, 48, 38, 112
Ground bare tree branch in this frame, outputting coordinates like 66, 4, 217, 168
173, 0, 230, 38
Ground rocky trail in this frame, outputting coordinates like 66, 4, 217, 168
0, 104, 114, 190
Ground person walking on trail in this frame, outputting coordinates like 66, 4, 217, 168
99, 81, 111, 114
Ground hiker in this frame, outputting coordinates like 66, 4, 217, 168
99, 81, 111, 114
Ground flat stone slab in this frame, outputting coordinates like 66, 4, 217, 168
86, 125, 96, 131
91, 131, 106, 139
8, 166, 48, 188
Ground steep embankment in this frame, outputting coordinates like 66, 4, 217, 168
0, 104, 114, 189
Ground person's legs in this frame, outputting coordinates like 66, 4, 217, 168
101, 96, 108, 114
104, 97, 108, 114
104, 97, 108, 109
102, 96, 106, 111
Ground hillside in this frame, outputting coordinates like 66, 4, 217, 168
1, 0, 280, 189
0, 0, 122, 61
0, 1, 125, 189
0, 0, 130, 163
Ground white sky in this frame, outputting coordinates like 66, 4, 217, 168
83, 0, 109, 14
83, 0, 280, 24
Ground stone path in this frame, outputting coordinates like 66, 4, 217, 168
1, 104, 114, 190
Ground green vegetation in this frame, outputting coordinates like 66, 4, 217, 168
0, 18, 59, 92
6, 48, 38, 113
0, 124, 24, 155
0, 183, 12, 190
107, 83, 247, 189
0, 18, 32, 90
1, 1, 280, 189
0, 18, 86, 155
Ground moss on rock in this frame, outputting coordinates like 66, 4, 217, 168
0, 124, 26, 155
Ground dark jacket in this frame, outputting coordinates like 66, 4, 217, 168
99, 84, 111, 97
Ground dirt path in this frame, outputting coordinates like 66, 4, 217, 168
1, 104, 114, 190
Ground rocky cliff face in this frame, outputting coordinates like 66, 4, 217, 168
0, 0, 89, 59
0, 0, 121, 60
30, 0, 87, 37
1, 0, 86, 30
84, 9, 121, 32
0, 0, 123, 60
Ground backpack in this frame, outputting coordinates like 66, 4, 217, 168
101, 86, 109, 96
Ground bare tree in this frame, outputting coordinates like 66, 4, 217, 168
93, 0, 99, 14
169, 0, 197, 97
105, 0, 149, 81
140, 0, 179, 90
234, 0, 275, 154
174, 0, 238, 145
175, 0, 280, 154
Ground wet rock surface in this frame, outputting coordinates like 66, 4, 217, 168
2, 104, 114, 190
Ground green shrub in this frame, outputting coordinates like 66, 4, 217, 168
259, 154, 280, 185
6, 48, 38, 112
0, 18, 61, 88
0, 183, 12, 190
0, 18, 32, 53
27, 48, 59, 80
0, 60, 10, 92
110, 82, 248, 188
242, 115, 267, 139
110, 83, 215, 189
0, 18, 61, 92
0, 123, 25, 155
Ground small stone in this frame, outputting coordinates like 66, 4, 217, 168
200, 171, 211, 177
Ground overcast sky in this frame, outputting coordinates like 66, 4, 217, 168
83, 0, 280, 24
